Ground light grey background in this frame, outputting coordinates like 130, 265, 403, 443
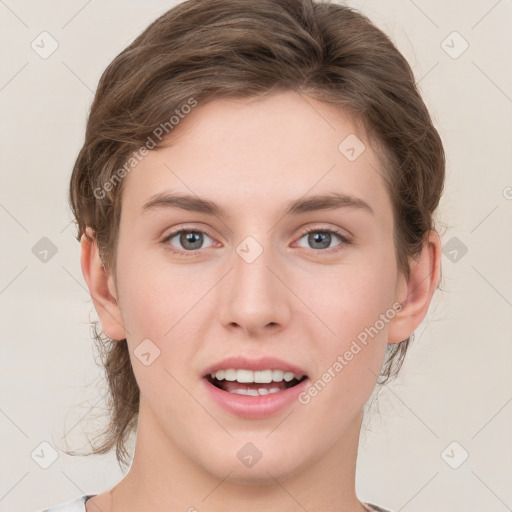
1, 1, 511, 511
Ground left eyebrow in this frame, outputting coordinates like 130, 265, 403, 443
284, 192, 374, 216
141, 191, 375, 218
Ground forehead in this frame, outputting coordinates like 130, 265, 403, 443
119, 90, 392, 223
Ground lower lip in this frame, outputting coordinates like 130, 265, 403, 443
202, 377, 310, 419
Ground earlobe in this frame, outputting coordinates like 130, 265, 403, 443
80, 228, 126, 341
387, 231, 442, 344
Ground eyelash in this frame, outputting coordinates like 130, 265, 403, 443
160, 225, 352, 257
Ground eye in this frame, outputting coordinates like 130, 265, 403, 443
296, 227, 351, 252
162, 228, 215, 255
160, 225, 351, 257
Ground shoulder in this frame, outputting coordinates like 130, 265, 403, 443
364, 503, 394, 512
36, 494, 95, 512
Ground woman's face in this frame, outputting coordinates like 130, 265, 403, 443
103, 90, 409, 482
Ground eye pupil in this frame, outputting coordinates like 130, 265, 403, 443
181, 231, 203, 249
309, 232, 331, 249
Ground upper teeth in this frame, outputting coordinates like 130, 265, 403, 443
210, 369, 303, 384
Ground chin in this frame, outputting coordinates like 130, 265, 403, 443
197, 441, 309, 485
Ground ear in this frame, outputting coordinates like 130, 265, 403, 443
80, 227, 127, 341
387, 230, 441, 344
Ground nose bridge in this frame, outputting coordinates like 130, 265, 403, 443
218, 232, 290, 333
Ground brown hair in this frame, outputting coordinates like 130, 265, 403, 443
65, 0, 445, 469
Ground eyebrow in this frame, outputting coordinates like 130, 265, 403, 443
141, 191, 375, 218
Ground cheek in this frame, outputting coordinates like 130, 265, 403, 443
303, 253, 398, 339
295, 263, 396, 426
114, 254, 182, 345
295, 250, 398, 398
114, 262, 202, 409
115, 253, 214, 370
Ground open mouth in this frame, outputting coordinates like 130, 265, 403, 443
205, 369, 308, 396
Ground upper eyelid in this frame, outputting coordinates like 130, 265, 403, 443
163, 224, 350, 248
164, 225, 216, 242
164, 224, 346, 237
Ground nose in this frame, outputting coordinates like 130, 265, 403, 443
217, 236, 292, 338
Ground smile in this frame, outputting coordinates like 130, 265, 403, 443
201, 355, 310, 418
206, 368, 307, 396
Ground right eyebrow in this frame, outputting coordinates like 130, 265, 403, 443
140, 190, 375, 218
141, 192, 225, 216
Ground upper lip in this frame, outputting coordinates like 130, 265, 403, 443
202, 356, 308, 377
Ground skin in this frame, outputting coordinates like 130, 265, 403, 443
81, 90, 441, 512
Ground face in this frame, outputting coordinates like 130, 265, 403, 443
97, 90, 414, 483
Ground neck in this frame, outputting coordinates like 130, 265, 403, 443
103, 404, 368, 512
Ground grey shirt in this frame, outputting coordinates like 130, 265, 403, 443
37, 494, 394, 512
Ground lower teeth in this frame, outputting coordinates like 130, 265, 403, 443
230, 387, 282, 396
208, 376, 305, 395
